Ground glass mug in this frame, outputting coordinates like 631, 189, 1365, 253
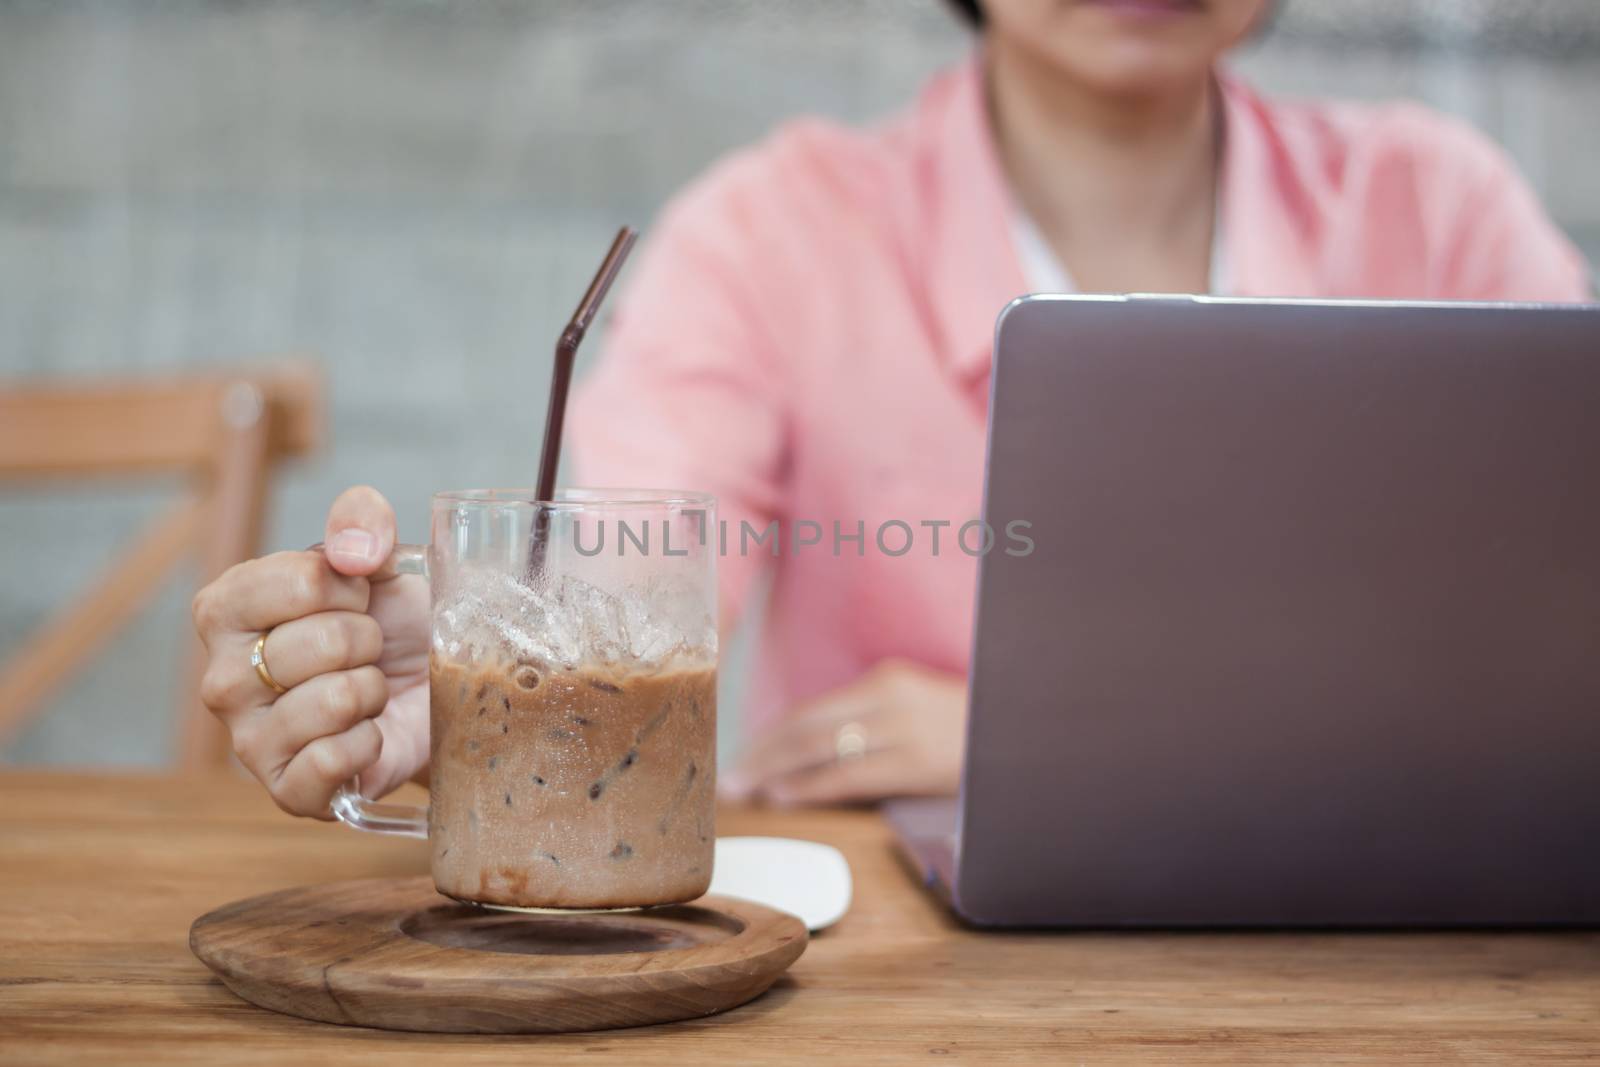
329, 489, 718, 911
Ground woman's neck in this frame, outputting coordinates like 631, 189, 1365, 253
986, 41, 1221, 293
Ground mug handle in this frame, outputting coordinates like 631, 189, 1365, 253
310, 541, 432, 839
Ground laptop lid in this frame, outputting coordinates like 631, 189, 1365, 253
955, 295, 1600, 927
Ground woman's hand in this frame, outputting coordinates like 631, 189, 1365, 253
721, 659, 966, 807
191, 486, 431, 818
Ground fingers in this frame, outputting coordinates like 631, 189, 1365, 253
723, 689, 878, 801
231, 666, 389, 788
199, 611, 384, 717
723, 662, 967, 808
357, 696, 433, 801
259, 611, 384, 691
193, 550, 371, 641
266, 718, 385, 819
762, 750, 911, 808
323, 486, 397, 577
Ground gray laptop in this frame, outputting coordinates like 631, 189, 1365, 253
888, 294, 1600, 927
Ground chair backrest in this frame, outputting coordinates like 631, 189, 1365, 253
0, 361, 324, 768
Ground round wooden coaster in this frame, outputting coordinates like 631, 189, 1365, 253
190, 876, 808, 1033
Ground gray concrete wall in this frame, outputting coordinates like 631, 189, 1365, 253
3, 0, 1596, 766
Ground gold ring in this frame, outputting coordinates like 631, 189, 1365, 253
834, 721, 868, 762
251, 632, 288, 695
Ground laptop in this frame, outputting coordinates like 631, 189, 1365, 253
888, 294, 1600, 927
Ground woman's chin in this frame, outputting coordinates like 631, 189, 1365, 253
1065, 49, 1215, 99
989, 0, 1247, 99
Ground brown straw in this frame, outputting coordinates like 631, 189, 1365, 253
528, 226, 638, 573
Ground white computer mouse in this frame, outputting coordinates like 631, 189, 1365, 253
710, 836, 852, 932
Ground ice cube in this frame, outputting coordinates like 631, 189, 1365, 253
433, 564, 711, 670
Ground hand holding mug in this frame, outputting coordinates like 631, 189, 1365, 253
191, 486, 431, 818
194, 486, 719, 911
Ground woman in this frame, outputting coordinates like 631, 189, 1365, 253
191, 0, 1590, 819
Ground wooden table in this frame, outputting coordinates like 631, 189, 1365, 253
2, 772, 1597, 1064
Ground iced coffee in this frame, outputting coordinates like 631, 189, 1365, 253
325, 491, 720, 910
428, 653, 716, 909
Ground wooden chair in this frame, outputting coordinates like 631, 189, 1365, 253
0, 362, 324, 768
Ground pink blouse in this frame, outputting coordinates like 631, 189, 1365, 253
571, 56, 1592, 733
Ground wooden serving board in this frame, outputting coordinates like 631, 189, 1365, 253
189, 876, 808, 1033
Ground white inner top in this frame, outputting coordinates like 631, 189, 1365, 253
1009, 202, 1232, 297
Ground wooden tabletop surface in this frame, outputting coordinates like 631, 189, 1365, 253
2, 771, 1597, 1064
